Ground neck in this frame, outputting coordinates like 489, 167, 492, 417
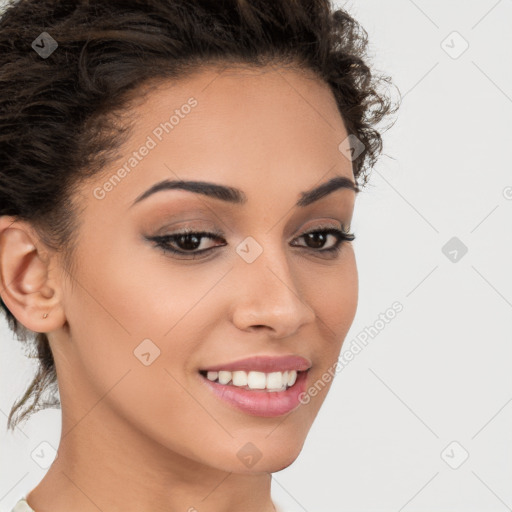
26, 405, 277, 512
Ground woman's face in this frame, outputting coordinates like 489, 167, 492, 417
53, 65, 358, 473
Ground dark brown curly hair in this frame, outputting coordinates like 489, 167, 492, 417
0, 0, 400, 431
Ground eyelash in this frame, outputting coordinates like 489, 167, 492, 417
148, 226, 355, 260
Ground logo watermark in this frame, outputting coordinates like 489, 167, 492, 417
298, 301, 403, 404
93, 97, 198, 200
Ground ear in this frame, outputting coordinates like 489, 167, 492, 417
0, 215, 66, 333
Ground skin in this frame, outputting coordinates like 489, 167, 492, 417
0, 64, 358, 512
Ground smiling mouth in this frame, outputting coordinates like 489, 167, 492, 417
198, 369, 307, 392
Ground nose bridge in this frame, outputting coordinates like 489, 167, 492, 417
230, 233, 315, 336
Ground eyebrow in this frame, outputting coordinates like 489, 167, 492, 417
129, 175, 359, 209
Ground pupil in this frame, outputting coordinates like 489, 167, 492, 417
179, 234, 201, 250
306, 232, 326, 249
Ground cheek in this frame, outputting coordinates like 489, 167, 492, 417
62, 236, 230, 390
302, 247, 358, 404
70, 228, 225, 337
307, 246, 358, 342
61, 251, 231, 457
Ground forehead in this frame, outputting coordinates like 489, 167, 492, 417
83, 64, 355, 213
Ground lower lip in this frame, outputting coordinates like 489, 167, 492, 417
199, 370, 309, 418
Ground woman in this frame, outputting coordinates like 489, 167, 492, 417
0, 0, 399, 511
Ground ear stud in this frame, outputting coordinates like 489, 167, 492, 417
42, 313, 49, 319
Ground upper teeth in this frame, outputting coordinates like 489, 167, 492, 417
205, 370, 297, 391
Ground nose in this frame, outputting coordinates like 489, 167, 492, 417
229, 242, 316, 338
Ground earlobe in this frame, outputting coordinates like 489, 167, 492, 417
0, 215, 66, 333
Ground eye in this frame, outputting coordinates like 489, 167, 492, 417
147, 226, 355, 260
148, 228, 226, 260
291, 227, 355, 256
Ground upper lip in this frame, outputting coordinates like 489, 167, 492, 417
199, 355, 312, 373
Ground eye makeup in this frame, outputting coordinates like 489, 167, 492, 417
146, 223, 355, 261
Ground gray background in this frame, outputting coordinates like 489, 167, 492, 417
1, 0, 511, 511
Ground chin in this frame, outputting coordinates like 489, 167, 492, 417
203, 437, 306, 474
251, 439, 306, 474
271, 456, 299, 473
259, 449, 303, 473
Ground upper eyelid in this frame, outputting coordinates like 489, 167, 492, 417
163, 224, 350, 239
